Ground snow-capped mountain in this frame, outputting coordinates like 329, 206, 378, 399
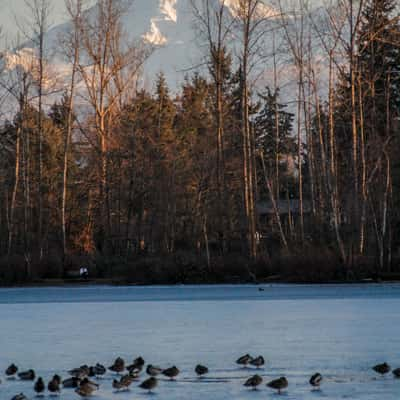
1, 0, 284, 90
0, 0, 331, 117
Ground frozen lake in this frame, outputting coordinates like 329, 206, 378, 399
1, 284, 400, 399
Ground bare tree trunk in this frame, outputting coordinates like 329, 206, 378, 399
25, 0, 52, 260
328, 52, 346, 263
358, 73, 367, 255
62, 0, 81, 260
297, 77, 304, 243
77, 0, 151, 254
260, 151, 288, 249
8, 120, 22, 256
203, 214, 211, 272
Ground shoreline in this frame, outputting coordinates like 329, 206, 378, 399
1, 277, 396, 289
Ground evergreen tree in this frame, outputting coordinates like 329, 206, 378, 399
254, 86, 296, 198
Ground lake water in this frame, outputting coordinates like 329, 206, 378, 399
1, 284, 400, 399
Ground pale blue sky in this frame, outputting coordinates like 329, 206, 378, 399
0, 0, 96, 46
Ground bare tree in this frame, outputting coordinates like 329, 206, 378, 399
60, 0, 83, 259
191, 0, 233, 253
229, 0, 273, 260
23, 0, 53, 259
0, 37, 36, 272
76, 0, 152, 251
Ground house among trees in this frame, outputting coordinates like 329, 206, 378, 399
257, 199, 312, 238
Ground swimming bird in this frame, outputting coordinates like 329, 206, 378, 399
373, 363, 391, 375
62, 377, 81, 388
244, 374, 263, 390
34, 377, 45, 396
146, 364, 162, 376
18, 369, 35, 381
48, 376, 61, 395
162, 366, 180, 380
267, 377, 288, 394
11, 394, 27, 400
393, 368, 400, 378
195, 364, 209, 377
6, 364, 18, 378
139, 377, 158, 393
109, 357, 125, 374
236, 354, 253, 367
250, 356, 265, 368
310, 373, 323, 389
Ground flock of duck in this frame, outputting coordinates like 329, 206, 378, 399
3, 356, 399, 399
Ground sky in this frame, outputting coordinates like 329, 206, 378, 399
0, 0, 96, 47
0, 0, 331, 48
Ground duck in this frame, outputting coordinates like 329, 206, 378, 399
75, 386, 93, 397
113, 373, 135, 391
109, 357, 125, 374
62, 377, 81, 388
6, 364, 18, 378
267, 377, 288, 394
52, 374, 62, 385
127, 357, 145, 374
393, 368, 400, 378
18, 369, 35, 381
250, 356, 265, 368
93, 363, 106, 378
310, 373, 323, 388
121, 373, 136, 386
127, 365, 142, 376
133, 356, 145, 368
195, 364, 209, 377
68, 367, 88, 379
127, 368, 141, 380
75, 378, 99, 397
11, 394, 27, 400
34, 377, 45, 396
373, 362, 391, 375
162, 366, 180, 380
139, 377, 158, 393
48, 375, 61, 394
146, 364, 163, 376
244, 374, 263, 390
112, 378, 127, 391
236, 354, 253, 367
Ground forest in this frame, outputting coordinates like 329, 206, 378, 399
0, 0, 399, 285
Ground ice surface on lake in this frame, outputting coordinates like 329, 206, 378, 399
1, 284, 400, 399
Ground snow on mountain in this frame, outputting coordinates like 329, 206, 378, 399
160, 0, 178, 22
0, 0, 329, 111
224, 0, 280, 19
1, 0, 284, 88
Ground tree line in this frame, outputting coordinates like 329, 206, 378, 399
0, 0, 399, 284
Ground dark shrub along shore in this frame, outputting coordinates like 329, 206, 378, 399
0, 247, 394, 287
